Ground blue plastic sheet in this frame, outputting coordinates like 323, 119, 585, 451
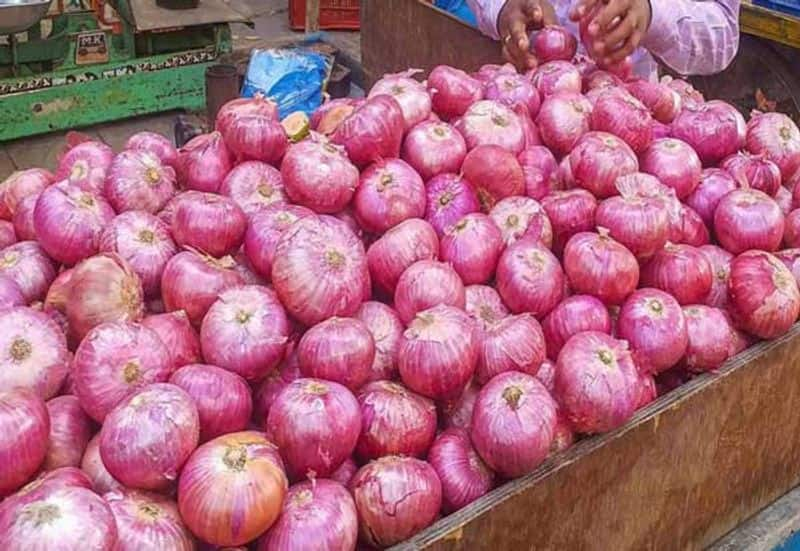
434, 0, 477, 27
241, 47, 332, 119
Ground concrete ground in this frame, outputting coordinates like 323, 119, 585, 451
0, 0, 360, 177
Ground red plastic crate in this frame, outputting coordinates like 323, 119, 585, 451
289, 0, 360, 31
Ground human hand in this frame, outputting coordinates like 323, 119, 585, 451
569, 0, 651, 66
498, 0, 558, 70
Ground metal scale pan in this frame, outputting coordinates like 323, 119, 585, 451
0, 0, 52, 35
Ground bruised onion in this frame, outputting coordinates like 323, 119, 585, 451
402, 121, 467, 181
297, 317, 374, 391
671, 101, 745, 166
542, 294, 612, 360
0, 388, 49, 496
353, 158, 426, 233
176, 131, 233, 193
220, 161, 286, 215
427, 65, 484, 121
568, 132, 638, 198
685, 169, 738, 227
541, 189, 598, 254
746, 111, 800, 180
496, 237, 565, 317
105, 150, 176, 213
355, 302, 404, 382
332, 95, 405, 167
590, 91, 653, 154
43, 395, 92, 470
55, 140, 114, 195
700, 245, 734, 308
536, 92, 592, 156
714, 188, 784, 254
367, 218, 439, 294
428, 428, 494, 514
518, 146, 558, 199
564, 230, 639, 305
440, 213, 503, 284
424, 173, 480, 236
105, 489, 194, 551
126, 131, 178, 168
281, 140, 358, 214
369, 70, 432, 130
476, 314, 546, 384
489, 196, 553, 247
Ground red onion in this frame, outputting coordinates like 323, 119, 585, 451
778, 249, 800, 288
401, 121, 467, 181
530, 60, 582, 97
424, 173, 480, 236
564, 230, 639, 305
0, 307, 68, 399
244, 204, 315, 280
272, 215, 369, 326
170, 364, 253, 442
0, 485, 117, 549
440, 213, 503, 285
0, 241, 56, 303
686, 169, 738, 227
541, 189, 598, 254
0, 275, 23, 310
714, 188, 784, 254
11, 193, 36, 241
201, 285, 289, 381
555, 331, 641, 433
171, 192, 246, 258
252, 351, 302, 426
678, 205, 709, 246
625, 80, 682, 123
81, 434, 123, 494
369, 70, 432, 130
355, 301, 404, 382
367, 218, 439, 294
73, 321, 172, 422
786, 210, 800, 247
65, 253, 145, 341
356, 380, 436, 460
721, 151, 782, 197
33, 182, 115, 266
105, 150, 176, 213
178, 430, 288, 546
518, 146, 558, 200
55, 140, 114, 195
461, 145, 525, 211
312, 98, 361, 135
428, 428, 493, 514
220, 161, 286, 216
639, 138, 702, 199
126, 131, 179, 168
515, 103, 542, 148
568, 132, 639, 198
330, 457, 358, 488
496, 237, 565, 317
700, 245, 734, 308
489, 196, 553, 247
484, 72, 541, 116
43, 395, 91, 470
332, 95, 405, 167
142, 311, 201, 369
281, 140, 358, 214
350, 456, 442, 548
0, 168, 52, 219
542, 294, 612, 360
439, 380, 479, 431
398, 305, 478, 400
617, 288, 688, 374
746, 111, 800, 180
176, 131, 233, 193
536, 92, 592, 156
583, 70, 623, 92
162, 250, 245, 326
465, 284, 510, 332
454, 100, 526, 153
471, 371, 556, 477
216, 94, 279, 133
662, 76, 705, 108
640, 243, 712, 305
595, 190, 668, 260
532, 25, 577, 63
353, 158, 426, 233
671, 101, 746, 166
473, 63, 516, 83
257, 479, 358, 551
105, 489, 194, 550
777, 185, 793, 215
682, 305, 734, 372
590, 91, 653, 154
222, 112, 288, 164
427, 65, 484, 121
476, 314, 546, 384
0, 389, 49, 496
728, 250, 800, 339
394, 260, 465, 324
10, 467, 93, 502
0, 220, 15, 248
267, 378, 360, 479
296, 317, 373, 391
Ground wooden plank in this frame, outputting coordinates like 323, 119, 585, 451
710, 486, 800, 550
741, 3, 800, 50
305, 0, 320, 33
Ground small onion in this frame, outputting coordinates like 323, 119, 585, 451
484, 72, 541, 116
369, 70, 432, 130
401, 121, 467, 181
43, 395, 92, 470
201, 285, 290, 381
178, 431, 288, 547
564, 230, 639, 305
33, 182, 115, 266
267, 378, 361, 479
220, 161, 286, 215
476, 314, 546, 384
671, 101, 746, 166
541, 189, 598, 255
536, 92, 592, 156
81, 433, 123, 494
685, 169, 738, 227
714, 188, 784, 254
141, 311, 202, 369
0, 275, 23, 310
590, 91, 653, 154
496, 237, 565, 317
595, 191, 668, 260
424, 173, 480, 236
722, 151, 782, 197
532, 25, 577, 63
398, 304, 478, 400
281, 140, 358, 214
625, 80, 682, 123
555, 331, 641, 433
216, 94, 279, 135
518, 146, 558, 200
682, 305, 733, 372
489, 196, 553, 247
297, 317, 374, 391
353, 158, 426, 233
394, 260, 465, 324
171, 192, 246, 258
350, 456, 442, 548
471, 371, 556, 477
176, 131, 233, 193
530, 61, 582, 97
465, 284, 510, 333
105, 150, 177, 213
105, 489, 194, 551
640, 243, 713, 305
355, 301, 404, 382
699, 245, 734, 308
55, 140, 114, 195
728, 250, 800, 339
170, 363, 253, 442
427, 65, 484, 121
244, 204, 315, 280
455, 100, 526, 154
222, 113, 288, 164
126, 131, 178, 168
73, 321, 172, 422
746, 111, 800, 180
0, 168, 52, 219
367, 218, 439, 295
568, 132, 639, 198
0, 389, 49, 496
640, 138, 702, 199
542, 294, 612, 360
332, 95, 405, 167
428, 428, 494, 513
440, 213, 503, 284
439, 380, 479, 431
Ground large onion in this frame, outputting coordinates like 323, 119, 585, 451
685, 168, 738, 227
0, 168, 52, 220
564, 230, 639, 305
489, 196, 553, 247
105, 150, 176, 213
595, 190, 668, 260
640, 138, 702, 199
568, 132, 638, 198
220, 161, 286, 216
746, 111, 800, 180
530, 61, 582, 97
461, 145, 525, 211
171, 192, 246, 258
355, 302, 404, 382
43, 395, 92, 470
714, 188, 784, 254
536, 92, 592, 156
369, 70, 432, 130
297, 317, 374, 391
440, 213, 503, 284
0, 389, 49, 496
428, 428, 494, 513
105, 489, 194, 551
141, 311, 201, 369
402, 120, 467, 181
332, 95, 405, 167
496, 237, 565, 317
424, 173, 480, 236
532, 25, 577, 63
476, 314, 546, 384
281, 140, 358, 214
682, 305, 733, 372
590, 90, 653, 154
126, 131, 178, 168
366, 218, 439, 295
394, 260, 465, 324
55, 140, 114, 195
216, 94, 278, 133
427, 65, 484, 121
200, 285, 289, 381
353, 158, 426, 233
454, 100, 526, 153
541, 189, 598, 254
671, 101, 746, 166
542, 294, 612, 360
640, 243, 713, 305
222, 112, 288, 164
724, 150, 783, 198
176, 131, 233, 193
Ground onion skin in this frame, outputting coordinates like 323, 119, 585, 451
640, 138, 702, 199
722, 152, 782, 197
105, 489, 195, 551
356, 380, 437, 461
170, 364, 253, 442
564, 231, 639, 306
440, 213, 503, 284
728, 250, 800, 339
746, 111, 800, 180
536, 92, 592, 157
141, 310, 202, 369
369, 71, 432, 130
200, 285, 290, 381
33, 182, 115, 266
428, 428, 494, 514
73, 321, 172, 422
350, 456, 442, 548
266, 378, 361, 480
220, 161, 286, 216
617, 289, 688, 374
471, 371, 556, 477
427, 65, 484, 121
0, 306, 69, 399
455, 100, 526, 154
555, 331, 641, 434
595, 192, 668, 260
489, 196, 553, 248
100, 383, 199, 491
541, 189, 598, 255
367, 218, 439, 295
640, 243, 713, 306
178, 431, 288, 547
476, 314, 546, 385
395, 260, 466, 324
398, 305, 478, 400
355, 302, 404, 382
81, 433, 123, 494
55, 140, 114, 195
686, 169, 738, 228
65, 253, 145, 341
177, 132, 233, 193
172, 192, 247, 258
43, 395, 92, 470
518, 146, 558, 200
0, 275, 23, 310
671, 101, 746, 166
461, 145, 525, 211
272, 215, 370, 327
402, 120, 467, 181
353, 158, 426, 233
424, 173, 481, 237
465, 284, 510, 334
542, 294, 612, 360
0, 168, 52, 220
126, 131, 179, 168
297, 317, 374, 391
244, 204, 315, 280
568, 132, 639, 198
161, 251, 245, 326
105, 150, 177, 213
257, 479, 358, 551
281, 140, 358, 214
496, 237, 565, 317
332, 95, 405, 167
682, 305, 734, 372
0, 389, 49, 496
590, 92, 653, 154
714, 188, 784, 254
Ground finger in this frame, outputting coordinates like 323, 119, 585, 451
595, 13, 635, 54
603, 29, 643, 65
508, 18, 531, 58
520, 0, 543, 22
540, 4, 559, 26
569, 0, 600, 21
502, 41, 536, 71
588, 0, 631, 36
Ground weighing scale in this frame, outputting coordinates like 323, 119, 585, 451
0, 0, 248, 141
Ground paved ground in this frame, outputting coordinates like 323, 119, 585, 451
0, 0, 360, 176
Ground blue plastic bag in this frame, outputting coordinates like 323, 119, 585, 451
434, 0, 478, 27
241, 47, 332, 119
